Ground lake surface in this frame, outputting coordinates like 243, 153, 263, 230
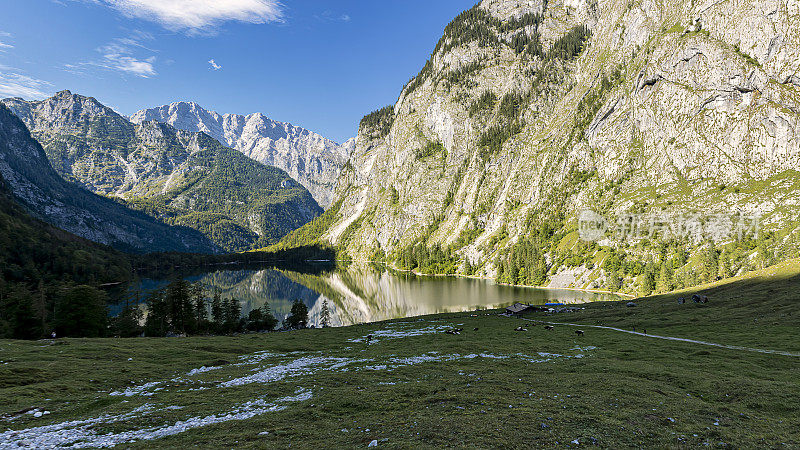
125, 263, 622, 327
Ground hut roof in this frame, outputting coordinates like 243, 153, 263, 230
506, 303, 532, 314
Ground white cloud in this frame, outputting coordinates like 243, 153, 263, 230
98, 40, 157, 77
86, 0, 284, 32
0, 72, 53, 99
105, 55, 157, 77
65, 33, 157, 78
208, 59, 222, 71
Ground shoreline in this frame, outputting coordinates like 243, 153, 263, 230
341, 259, 637, 299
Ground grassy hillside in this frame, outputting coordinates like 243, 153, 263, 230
563, 258, 800, 352
1, 261, 797, 447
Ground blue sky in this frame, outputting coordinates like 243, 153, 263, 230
0, 0, 475, 143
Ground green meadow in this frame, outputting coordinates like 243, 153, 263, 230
1, 261, 798, 448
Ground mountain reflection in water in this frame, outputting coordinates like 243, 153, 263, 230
129, 263, 622, 327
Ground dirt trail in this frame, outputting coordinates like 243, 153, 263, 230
518, 318, 800, 357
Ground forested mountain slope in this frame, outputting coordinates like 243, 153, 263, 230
0, 172, 131, 287
3, 92, 322, 252
0, 103, 217, 254
317, 0, 800, 295
131, 101, 353, 209
0, 170, 135, 339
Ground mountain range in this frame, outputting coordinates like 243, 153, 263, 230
2, 91, 322, 252
131, 102, 354, 209
2, 0, 799, 298
0, 102, 217, 254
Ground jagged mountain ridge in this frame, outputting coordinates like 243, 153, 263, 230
318, 0, 800, 291
131, 101, 354, 209
0, 103, 218, 254
2, 91, 322, 252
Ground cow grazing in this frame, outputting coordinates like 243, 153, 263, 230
544, 325, 554, 330
575, 330, 584, 336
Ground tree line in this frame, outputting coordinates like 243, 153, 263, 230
2, 276, 316, 340
359, 106, 395, 138
130, 279, 309, 337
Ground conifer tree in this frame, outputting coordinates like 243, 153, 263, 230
657, 263, 674, 293
606, 270, 622, 292
320, 298, 331, 328
54, 285, 107, 338
192, 284, 207, 333
211, 288, 224, 330
224, 298, 242, 333
261, 303, 278, 331
114, 299, 143, 338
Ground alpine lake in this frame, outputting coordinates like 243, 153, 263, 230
115, 262, 622, 327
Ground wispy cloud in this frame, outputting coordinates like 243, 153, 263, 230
80, 0, 284, 33
0, 70, 53, 99
98, 40, 157, 77
114, 30, 157, 51
65, 32, 157, 78
208, 59, 222, 71
315, 11, 351, 23
0, 31, 13, 51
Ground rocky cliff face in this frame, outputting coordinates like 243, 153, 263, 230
131, 102, 352, 209
322, 0, 800, 291
2, 92, 322, 252
0, 103, 218, 254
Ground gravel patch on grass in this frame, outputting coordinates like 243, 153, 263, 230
220, 356, 370, 388
348, 324, 453, 343
0, 390, 312, 449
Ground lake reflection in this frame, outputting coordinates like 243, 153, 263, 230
132, 263, 621, 327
